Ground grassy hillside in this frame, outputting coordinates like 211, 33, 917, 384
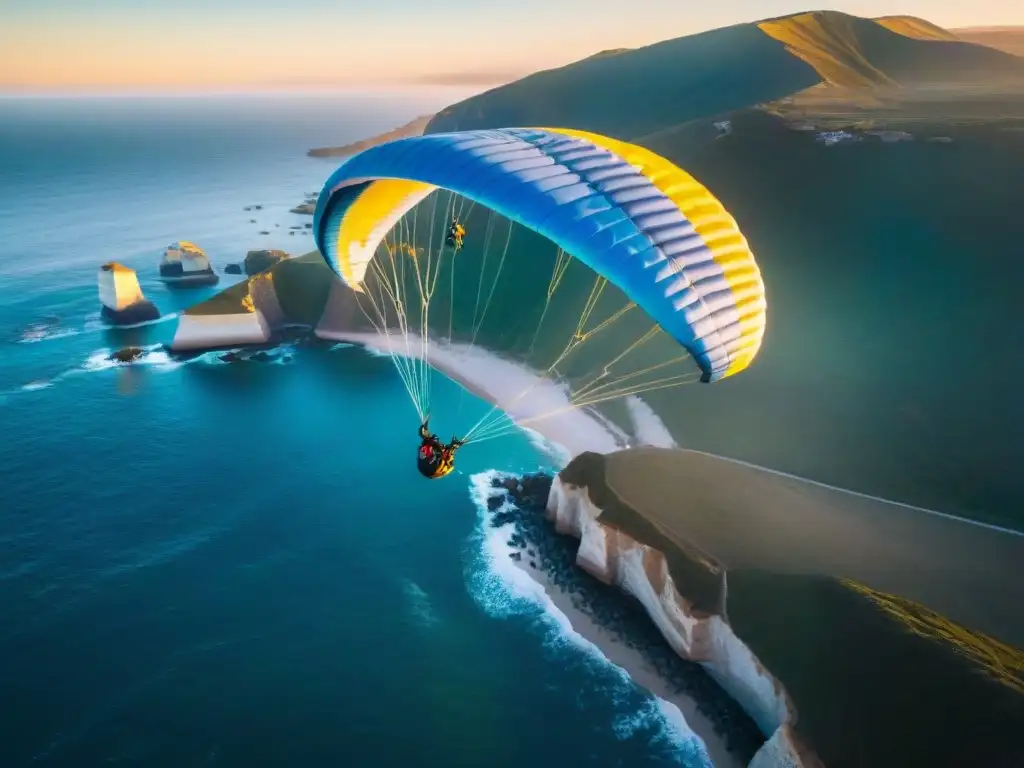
728, 571, 1024, 768
758, 11, 1023, 88
873, 15, 960, 42
427, 21, 821, 138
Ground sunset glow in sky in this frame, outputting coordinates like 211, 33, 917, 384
2, 0, 1021, 92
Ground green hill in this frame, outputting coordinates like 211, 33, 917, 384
427, 21, 821, 138
427, 11, 1023, 138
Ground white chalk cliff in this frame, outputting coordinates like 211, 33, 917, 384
170, 274, 278, 351
172, 310, 271, 350
546, 476, 819, 768
98, 262, 160, 325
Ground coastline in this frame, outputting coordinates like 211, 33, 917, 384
472, 473, 764, 767
509, 549, 742, 768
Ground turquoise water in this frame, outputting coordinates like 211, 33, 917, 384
0, 95, 708, 767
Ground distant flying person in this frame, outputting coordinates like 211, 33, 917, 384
417, 419, 463, 479
446, 218, 466, 251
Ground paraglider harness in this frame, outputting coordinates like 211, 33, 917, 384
417, 420, 464, 479
446, 219, 466, 252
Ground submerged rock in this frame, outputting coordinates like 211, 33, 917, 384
109, 346, 145, 363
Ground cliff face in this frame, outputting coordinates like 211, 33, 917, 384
171, 310, 271, 351
543, 450, 1024, 768
546, 475, 810, 767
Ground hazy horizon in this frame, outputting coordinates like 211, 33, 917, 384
2, 1, 1022, 93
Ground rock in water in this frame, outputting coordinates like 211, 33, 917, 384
158, 241, 219, 288
109, 346, 145, 363
243, 249, 288, 276
224, 263, 243, 275
98, 263, 161, 326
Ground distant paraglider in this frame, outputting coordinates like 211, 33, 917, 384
313, 127, 767, 477
446, 218, 466, 251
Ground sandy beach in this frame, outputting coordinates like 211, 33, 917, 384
508, 554, 743, 768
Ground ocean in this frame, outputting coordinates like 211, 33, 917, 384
0, 93, 712, 766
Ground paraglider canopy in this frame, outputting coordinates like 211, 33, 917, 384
314, 126, 766, 454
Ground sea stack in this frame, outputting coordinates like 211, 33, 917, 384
98, 262, 161, 326
244, 249, 288, 276
158, 241, 219, 287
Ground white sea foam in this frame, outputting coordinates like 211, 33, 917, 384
15, 312, 177, 344
401, 579, 439, 628
80, 344, 184, 374
465, 470, 710, 765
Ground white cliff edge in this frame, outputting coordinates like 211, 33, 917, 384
546, 476, 818, 768
171, 311, 271, 351
98, 262, 160, 325
170, 274, 282, 351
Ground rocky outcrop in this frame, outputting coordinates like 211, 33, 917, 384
170, 278, 270, 351
159, 241, 219, 287
247, 272, 286, 329
224, 263, 243, 275
244, 249, 288, 276
169, 252, 334, 351
307, 114, 434, 158
546, 471, 808, 766
97, 262, 161, 326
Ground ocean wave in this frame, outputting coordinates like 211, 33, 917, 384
80, 344, 184, 374
464, 470, 711, 766
13, 312, 177, 345
15, 327, 81, 345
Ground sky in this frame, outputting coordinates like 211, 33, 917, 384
1, 0, 1021, 91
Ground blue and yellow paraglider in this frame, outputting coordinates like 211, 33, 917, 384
314, 127, 766, 478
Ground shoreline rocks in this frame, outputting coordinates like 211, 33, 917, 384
485, 472, 765, 763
